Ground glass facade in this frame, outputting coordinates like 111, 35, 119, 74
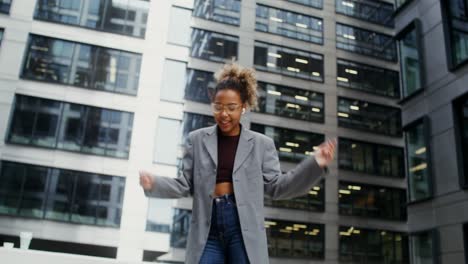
266, 219, 324, 259
404, 118, 431, 202
8, 95, 134, 159
34, 0, 150, 38
336, 23, 397, 62
250, 123, 324, 163
0, 160, 125, 227
409, 231, 437, 264
335, 0, 394, 27
0, 0, 9, 14
339, 226, 409, 263
255, 4, 323, 44
287, 0, 322, 9
337, 97, 402, 137
21, 35, 141, 96
443, 0, 468, 69
339, 181, 407, 221
182, 112, 215, 140
256, 82, 324, 123
265, 179, 325, 212
397, 22, 423, 98
337, 58, 400, 98
456, 94, 468, 187
170, 208, 191, 248
193, 0, 241, 26
254, 41, 324, 82
184, 68, 215, 104
339, 137, 404, 178
190, 28, 238, 62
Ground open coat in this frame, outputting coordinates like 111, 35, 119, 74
145, 124, 327, 264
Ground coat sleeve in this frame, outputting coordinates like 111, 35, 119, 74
262, 137, 328, 200
144, 132, 194, 199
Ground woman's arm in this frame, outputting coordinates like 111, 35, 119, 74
140, 133, 195, 199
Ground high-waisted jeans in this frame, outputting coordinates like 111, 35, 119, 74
199, 194, 250, 264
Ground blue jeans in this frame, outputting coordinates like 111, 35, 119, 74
199, 194, 250, 264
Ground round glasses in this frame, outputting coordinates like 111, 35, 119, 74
211, 103, 242, 115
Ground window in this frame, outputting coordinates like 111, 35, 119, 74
0, 29, 3, 45
396, 20, 424, 98
182, 112, 215, 140
404, 118, 432, 202
336, 0, 394, 27
8, 95, 134, 159
34, 0, 150, 38
254, 41, 324, 82
266, 219, 324, 259
250, 123, 324, 163
160, 60, 187, 102
409, 230, 438, 264
153, 118, 182, 165
190, 28, 238, 63
442, 0, 468, 70
395, 0, 414, 10
339, 137, 404, 178
337, 97, 402, 136
265, 179, 325, 212
193, 0, 241, 26
0, 0, 11, 14
0, 160, 125, 227
337, 58, 400, 98
339, 226, 409, 263
455, 94, 468, 188
170, 208, 192, 248
146, 198, 173, 233
255, 5, 323, 44
464, 223, 468, 264
339, 181, 407, 221
21, 35, 142, 96
168, 6, 191, 46
287, 0, 322, 9
336, 23, 397, 62
184, 68, 215, 104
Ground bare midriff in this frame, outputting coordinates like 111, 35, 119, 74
214, 182, 234, 197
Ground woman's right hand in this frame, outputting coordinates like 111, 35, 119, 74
139, 170, 154, 191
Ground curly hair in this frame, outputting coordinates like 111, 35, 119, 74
211, 63, 258, 108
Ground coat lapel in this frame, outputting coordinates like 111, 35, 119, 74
232, 125, 254, 174
202, 125, 218, 167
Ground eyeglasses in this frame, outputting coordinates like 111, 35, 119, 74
211, 103, 242, 114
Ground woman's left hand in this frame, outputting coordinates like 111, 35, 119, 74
314, 138, 337, 169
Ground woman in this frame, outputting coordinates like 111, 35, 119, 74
140, 63, 336, 264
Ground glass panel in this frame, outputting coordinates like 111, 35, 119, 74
168, 6, 192, 46
337, 58, 400, 98
182, 112, 215, 140
184, 68, 214, 104
336, 23, 397, 62
154, 118, 182, 165
21, 35, 141, 95
0, 29, 4, 44
170, 208, 192, 248
286, 0, 322, 9
338, 138, 404, 178
445, 0, 468, 68
45, 169, 75, 221
337, 97, 402, 136
336, 0, 394, 27
256, 82, 324, 122
0, 162, 25, 215
160, 60, 187, 102
146, 198, 173, 233
459, 95, 468, 186
410, 231, 436, 264
190, 28, 238, 62
18, 165, 48, 218
34, 0, 150, 38
398, 25, 422, 97
255, 4, 323, 44
254, 41, 324, 82
338, 181, 407, 221
193, 0, 241, 26
265, 179, 324, 212
0, 0, 11, 14
405, 120, 431, 202
250, 123, 324, 163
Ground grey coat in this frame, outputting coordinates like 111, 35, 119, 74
145, 124, 327, 264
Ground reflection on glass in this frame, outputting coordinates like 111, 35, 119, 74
184, 68, 215, 104
254, 41, 324, 82
193, 0, 241, 26
182, 112, 215, 141
170, 208, 192, 248
336, 23, 397, 62
256, 82, 324, 122
457, 95, 468, 186
146, 198, 173, 233
336, 0, 394, 27
338, 181, 407, 221
339, 138, 404, 178
22, 35, 141, 95
444, 0, 468, 68
8, 95, 134, 159
337, 97, 402, 136
34, 0, 150, 38
410, 231, 436, 264
265, 179, 325, 212
287, 0, 322, 9
405, 119, 431, 202
250, 123, 324, 163
0, 160, 125, 227
255, 4, 323, 44
190, 28, 238, 62
398, 24, 422, 98
337, 58, 400, 98
0, 0, 11, 14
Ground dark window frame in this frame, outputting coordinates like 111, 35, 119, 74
190, 27, 239, 63
408, 229, 439, 264
286, 0, 323, 9
453, 93, 468, 189
193, 0, 241, 26
440, 0, 468, 71
0, 0, 11, 14
393, 0, 415, 17
265, 179, 325, 212
464, 223, 468, 264
335, 0, 395, 28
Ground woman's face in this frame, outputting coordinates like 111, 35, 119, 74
212, 89, 245, 136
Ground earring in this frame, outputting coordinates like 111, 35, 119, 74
242, 108, 246, 114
